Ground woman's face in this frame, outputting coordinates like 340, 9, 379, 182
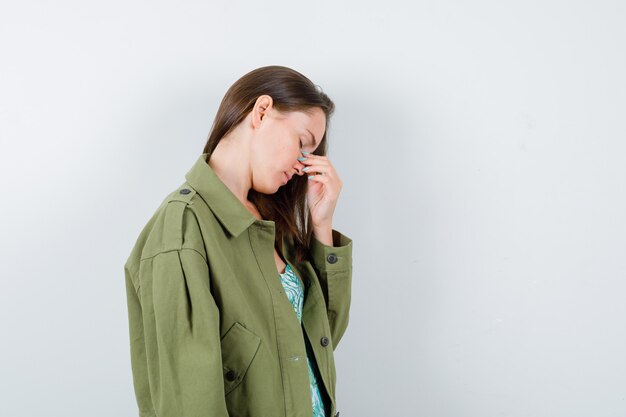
250, 98, 326, 194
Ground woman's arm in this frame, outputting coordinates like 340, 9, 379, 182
125, 248, 229, 417
309, 228, 353, 349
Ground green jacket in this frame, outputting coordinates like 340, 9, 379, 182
124, 153, 353, 417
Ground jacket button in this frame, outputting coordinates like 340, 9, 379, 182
225, 370, 237, 381
180, 188, 191, 195
327, 254, 337, 264
320, 336, 329, 347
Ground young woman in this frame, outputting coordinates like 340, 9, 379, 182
124, 65, 353, 417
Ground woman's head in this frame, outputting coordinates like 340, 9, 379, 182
247, 96, 326, 194
204, 66, 334, 186
203, 65, 336, 262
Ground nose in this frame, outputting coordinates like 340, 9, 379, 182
292, 161, 306, 176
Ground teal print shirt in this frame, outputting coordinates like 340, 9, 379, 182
278, 263, 327, 417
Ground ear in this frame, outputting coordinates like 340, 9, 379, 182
252, 95, 273, 127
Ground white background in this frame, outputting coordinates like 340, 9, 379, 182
1, 1, 625, 416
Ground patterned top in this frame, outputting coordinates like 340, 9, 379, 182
278, 263, 327, 417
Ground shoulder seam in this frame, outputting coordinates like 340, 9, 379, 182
140, 247, 208, 263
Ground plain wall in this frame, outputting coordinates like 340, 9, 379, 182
1, 0, 624, 416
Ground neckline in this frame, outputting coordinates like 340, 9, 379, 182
279, 263, 291, 275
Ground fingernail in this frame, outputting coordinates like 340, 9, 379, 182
308, 175, 314, 179
301, 150, 309, 155
297, 157, 307, 161
302, 166, 310, 172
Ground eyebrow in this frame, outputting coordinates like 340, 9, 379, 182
305, 129, 317, 147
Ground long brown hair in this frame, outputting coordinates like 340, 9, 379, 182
203, 65, 335, 264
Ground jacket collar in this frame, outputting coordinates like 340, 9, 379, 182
184, 153, 257, 238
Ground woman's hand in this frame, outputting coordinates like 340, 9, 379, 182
299, 151, 343, 231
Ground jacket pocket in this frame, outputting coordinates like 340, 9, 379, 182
220, 321, 261, 395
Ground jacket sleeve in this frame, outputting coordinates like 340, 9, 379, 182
125, 248, 229, 417
308, 228, 353, 349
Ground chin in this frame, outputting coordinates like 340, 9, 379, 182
251, 173, 285, 195
252, 183, 281, 195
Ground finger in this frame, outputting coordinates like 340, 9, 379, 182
300, 157, 329, 167
302, 164, 332, 176
301, 152, 329, 161
307, 173, 331, 183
